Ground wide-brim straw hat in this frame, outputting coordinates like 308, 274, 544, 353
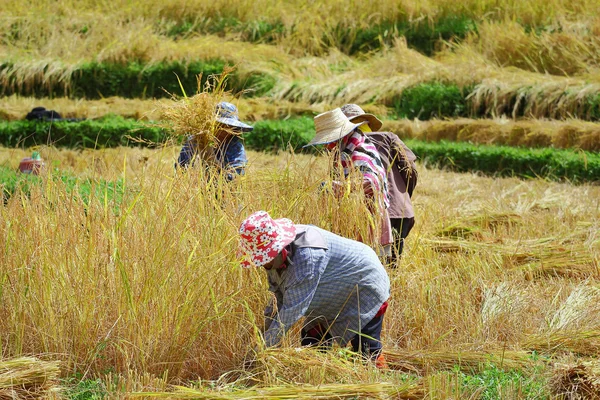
305, 108, 366, 146
216, 101, 253, 133
239, 211, 297, 268
340, 104, 383, 132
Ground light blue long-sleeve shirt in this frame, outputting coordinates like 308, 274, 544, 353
264, 225, 390, 346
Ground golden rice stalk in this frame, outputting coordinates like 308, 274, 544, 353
384, 349, 533, 374
524, 331, 600, 356
154, 67, 235, 162
0, 357, 61, 399
552, 361, 600, 399
131, 382, 422, 399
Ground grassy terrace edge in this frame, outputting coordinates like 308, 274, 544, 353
1, 117, 598, 183
0, 60, 275, 99
2, 59, 600, 121
163, 14, 477, 55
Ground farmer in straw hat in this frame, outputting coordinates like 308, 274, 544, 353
306, 108, 393, 258
176, 101, 253, 181
341, 104, 417, 264
239, 210, 391, 368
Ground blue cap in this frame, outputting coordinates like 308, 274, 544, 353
216, 102, 253, 132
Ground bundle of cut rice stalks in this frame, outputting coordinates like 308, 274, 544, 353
423, 235, 598, 279
383, 349, 533, 374
552, 361, 600, 399
524, 331, 600, 357
0, 357, 61, 399
131, 381, 423, 399
234, 347, 367, 386
156, 67, 234, 165
435, 211, 522, 239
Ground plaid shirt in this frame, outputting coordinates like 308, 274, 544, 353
264, 225, 390, 347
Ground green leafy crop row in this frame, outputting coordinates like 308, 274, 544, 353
392, 83, 600, 121
0, 165, 124, 204
1, 116, 598, 182
406, 139, 600, 183
0, 116, 165, 148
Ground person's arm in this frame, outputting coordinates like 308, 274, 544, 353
264, 278, 284, 333
222, 136, 247, 181
263, 248, 327, 347
176, 138, 197, 169
358, 167, 383, 198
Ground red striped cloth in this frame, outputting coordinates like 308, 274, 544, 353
340, 131, 390, 209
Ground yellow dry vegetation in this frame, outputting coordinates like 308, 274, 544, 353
0, 145, 598, 397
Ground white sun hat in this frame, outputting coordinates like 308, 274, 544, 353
305, 108, 366, 146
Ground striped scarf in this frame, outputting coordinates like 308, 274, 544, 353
339, 130, 390, 208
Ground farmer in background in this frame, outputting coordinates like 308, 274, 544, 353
239, 210, 390, 368
341, 104, 417, 264
305, 108, 393, 258
176, 101, 253, 181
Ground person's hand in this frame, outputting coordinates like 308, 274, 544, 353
331, 180, 346, 198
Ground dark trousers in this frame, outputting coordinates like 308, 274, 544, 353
300, 309, 386, 358
390, 217, 415, 263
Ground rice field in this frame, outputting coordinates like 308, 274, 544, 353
1, 0, 600, 398
0, 145, 598, 398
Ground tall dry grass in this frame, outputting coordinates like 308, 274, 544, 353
2, 0, 600, 56
0, 144, 598, 390
453, 18, 600, 76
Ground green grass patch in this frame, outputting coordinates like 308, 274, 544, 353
244, 117, 315, 152
0, 164, 40, 203
393, 82, 600, 121
0, 164, 125, 205
2, 117, 599, 182
61, 377, 106, 400
456, 364, 549, 399
0, 116, 166, 148
392, 83, 470, 120
0, 116, 316, 151
407, 139, 600, 183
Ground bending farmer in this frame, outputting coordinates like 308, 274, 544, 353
239, 210, 391, 367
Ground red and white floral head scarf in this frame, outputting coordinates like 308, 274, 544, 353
239, 211, 297, 268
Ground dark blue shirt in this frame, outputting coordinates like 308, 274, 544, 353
176, 136, 247, 181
